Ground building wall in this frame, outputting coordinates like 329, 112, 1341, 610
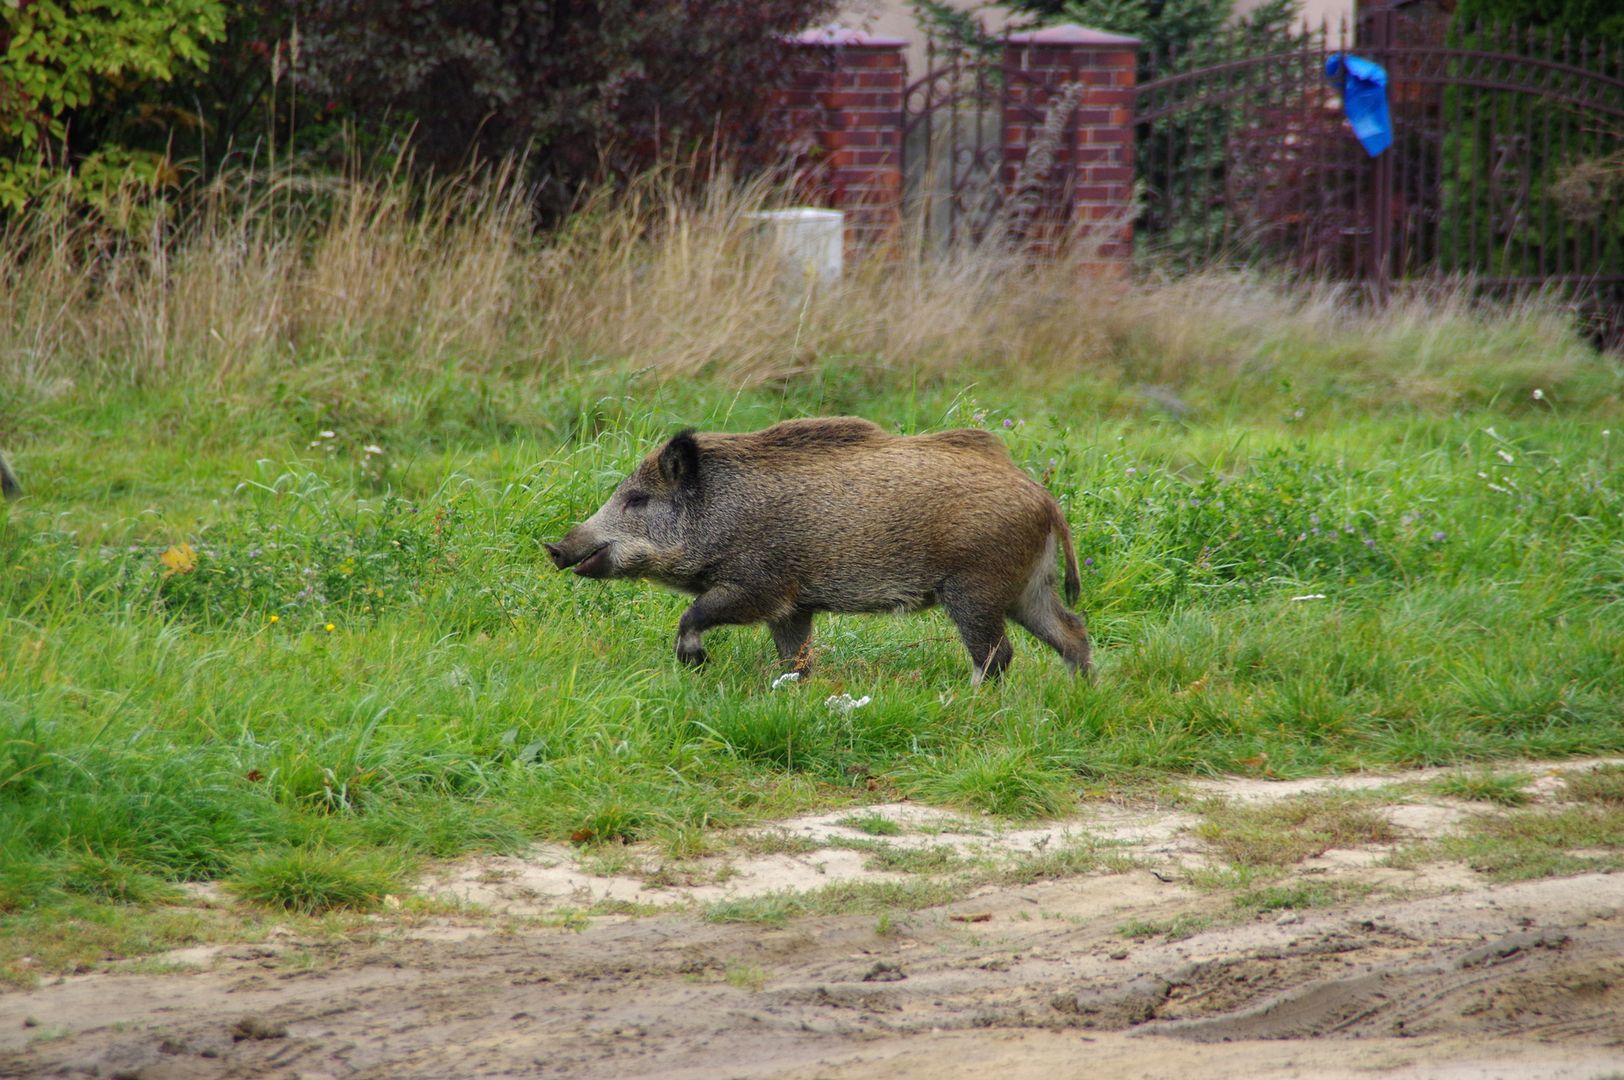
836, 0, 1020, 75
1235, 0, 1355, 30
839, 0, 1361, 74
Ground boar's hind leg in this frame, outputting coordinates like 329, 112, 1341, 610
1012, 593, 1092, 678
676, 586, 785, 668
1010, 551, 1093, 677
942, 586, 1014, 686
769, 610, 815, 673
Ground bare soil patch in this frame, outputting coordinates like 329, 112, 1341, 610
4, 760, 1622, 1079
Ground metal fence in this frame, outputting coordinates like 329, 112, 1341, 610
903, 40, 1008, 251
901, 36, 1103, 254
1134, 10, 1624, 339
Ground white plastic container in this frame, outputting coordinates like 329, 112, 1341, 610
745, 208, 844, 291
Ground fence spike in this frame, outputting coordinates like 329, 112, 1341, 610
1539, 23, 1554, 91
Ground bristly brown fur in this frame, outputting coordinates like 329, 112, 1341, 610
548, 416, 1091, 683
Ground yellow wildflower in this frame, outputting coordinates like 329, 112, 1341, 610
160, 543, 198, 576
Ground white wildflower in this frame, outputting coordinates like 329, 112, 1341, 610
1290, 594, 1327, 602
770, 672, 801, 690
825, 693, 872, 712
1497, 449, 1514, 464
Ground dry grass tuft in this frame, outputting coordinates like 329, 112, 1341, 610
1, 163, 1616, 410
1195, 794, 1402, 868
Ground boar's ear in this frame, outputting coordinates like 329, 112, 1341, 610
658, 429, 702, 496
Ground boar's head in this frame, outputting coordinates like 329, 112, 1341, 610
546, 430, 701, 582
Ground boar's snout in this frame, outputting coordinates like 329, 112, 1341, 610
546, 536, 612, 578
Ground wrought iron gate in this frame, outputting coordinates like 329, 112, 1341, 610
904, 41, 1006, 249
1134, 10, 1624, 336
902, 39, 1089, 251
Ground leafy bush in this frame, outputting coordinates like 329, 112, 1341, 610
289, 0, 835, 203
5, 1, 838, 215
0, 0, 225, 209
1453, 0, 1624, 45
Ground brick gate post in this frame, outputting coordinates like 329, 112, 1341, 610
1001, 24, 1139, 267
773, 27, 907, 256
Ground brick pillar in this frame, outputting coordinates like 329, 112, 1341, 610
773, 27, 907, 255
1002, 25, 1139, 266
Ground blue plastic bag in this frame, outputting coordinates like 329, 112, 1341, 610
1325, 53, 1392, 158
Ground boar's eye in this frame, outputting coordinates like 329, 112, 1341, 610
623, 490, 649, 510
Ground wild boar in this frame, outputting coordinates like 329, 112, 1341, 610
546, 417, 1091, 683
0, 450, 17, 499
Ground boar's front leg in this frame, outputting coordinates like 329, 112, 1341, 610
675, 586, 786, 668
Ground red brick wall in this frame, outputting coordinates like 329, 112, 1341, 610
773, 29, 907, 254
1002, 26, 1139, 263
774, 23, 1139, 268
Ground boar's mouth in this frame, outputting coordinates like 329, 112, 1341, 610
551, 541, 612, 578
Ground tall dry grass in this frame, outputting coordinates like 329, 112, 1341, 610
0, 164, 1615, 409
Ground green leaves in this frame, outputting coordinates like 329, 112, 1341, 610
0, 0, 226, 208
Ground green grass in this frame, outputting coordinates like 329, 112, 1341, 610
1431, 771, 1534, 806
838, 813, 903, 837
1232, 879, 1374, 913
836, 840, 970, 875
1118, 913, 1212, 941
1390, 782, 1624, 882
899, 745, 1078, 818
1194, 794, 1403, 868
996, 842, 1125, 884
1564, 764, 1624, 805
0, 895, 370, 989
3, 202, 1624, 969
724, 962, 768, 991
226, 846, 409, 915
1426, 816, 1624, 883
703, 878, 970, 925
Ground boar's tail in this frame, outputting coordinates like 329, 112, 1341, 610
1049, 500, 1081, 606
0, 450, 17, 500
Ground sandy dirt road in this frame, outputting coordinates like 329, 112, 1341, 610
4, 765, 1622, 1079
